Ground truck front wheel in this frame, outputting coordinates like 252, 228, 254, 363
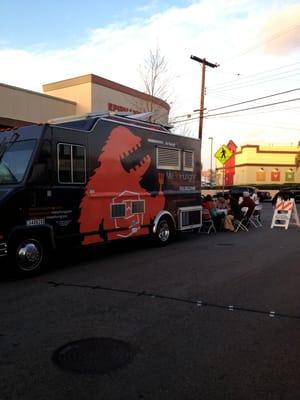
10, 237, 47, 277
155, 218, 173, 245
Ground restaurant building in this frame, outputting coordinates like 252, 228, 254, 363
216, 141, 300, 186
0, 73, 170, 129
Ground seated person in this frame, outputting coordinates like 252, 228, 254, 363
227, 194, 243, 220
239, 191, 255, 218
202, 194, 215, 211
215, 194, 229, 210
202, 195, 223, 231
222, 194, 236, 232
251, 188, 260, 205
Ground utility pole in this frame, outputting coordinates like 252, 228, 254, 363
190, 55, 219, 190
190, 55, 219, 140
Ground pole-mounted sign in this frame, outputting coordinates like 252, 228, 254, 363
214, 145, 233, 194
214, 144, 233, 165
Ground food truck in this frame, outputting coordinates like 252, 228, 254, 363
0, 113, 202, 276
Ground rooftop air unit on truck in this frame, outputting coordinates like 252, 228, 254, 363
0, 113, 202, 276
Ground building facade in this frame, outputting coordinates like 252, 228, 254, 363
216, 143, 300, 186
0, 73, 170, 129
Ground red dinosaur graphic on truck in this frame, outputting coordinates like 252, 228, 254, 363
79, 125, 165, 244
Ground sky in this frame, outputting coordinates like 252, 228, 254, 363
1, 0, 300, 168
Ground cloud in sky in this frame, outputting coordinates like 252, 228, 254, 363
0, 0, 264, 90
0, 0, 299, 167
261, 4, 300, 54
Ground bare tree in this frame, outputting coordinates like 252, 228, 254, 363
174, 123, 195, 138
136, 46, 172, 122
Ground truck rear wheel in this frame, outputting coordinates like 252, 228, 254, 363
155, 218, 173, 246
10, 237, 47, 277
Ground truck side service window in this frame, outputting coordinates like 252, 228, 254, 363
58, 143, 86, 184
132, 200, 145, 214
183, 151, 194, 172
156, 147, 181, 170
111, 204, 126, 218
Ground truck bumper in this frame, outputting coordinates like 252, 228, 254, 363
0, 242, 7, 257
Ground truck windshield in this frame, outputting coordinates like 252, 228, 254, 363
0, 139, 36, 184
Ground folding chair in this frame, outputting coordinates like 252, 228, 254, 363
247, 207, 259, 228
253, 205, 263, 227
246, 205, 263, 228
200, 208, 217, 234
233, 207, 249, 232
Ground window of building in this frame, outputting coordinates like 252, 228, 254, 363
285, 168, 295, 182
271, 168, 280, 182
156, 147, 181, 170
256, 168, 266, 182
58, 143, 86, 184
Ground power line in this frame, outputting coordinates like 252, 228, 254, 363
173, 105, 300, 128
170, 87, 300, 122
208, 62, 300, 91
210, 69, 300, 94
207, 87, 300, 112
171, 96, 300, 124
206, 97, 300, 118
205, 105, 300, 120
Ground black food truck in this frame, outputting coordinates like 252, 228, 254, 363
0, 113, 202, 276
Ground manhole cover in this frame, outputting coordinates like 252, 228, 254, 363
52, 337, 134, 374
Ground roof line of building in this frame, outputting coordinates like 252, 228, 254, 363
0, 116, 33, 128
0, 82, 77, 105
216, 163, 296, 171
43, 73, 170, 111
236, 144, 300, 155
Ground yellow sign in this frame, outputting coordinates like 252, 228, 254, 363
214, 145, 233, 164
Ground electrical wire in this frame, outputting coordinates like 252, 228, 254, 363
171, 96, 300, 125
205, 105, 300, 121
170, 87, 300, 122
207, 87, 300, 112
210, 69, 300, 94
209, 61, 300, 91
206, 97, 300, 118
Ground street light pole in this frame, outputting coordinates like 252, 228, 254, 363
208, 137, 213, 186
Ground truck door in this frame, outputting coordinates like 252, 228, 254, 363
47, 128, 88, 246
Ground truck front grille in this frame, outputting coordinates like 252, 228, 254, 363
0, 242, 7, 257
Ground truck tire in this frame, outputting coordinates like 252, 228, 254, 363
9, 236, 47, 277
154, 218, 173, 246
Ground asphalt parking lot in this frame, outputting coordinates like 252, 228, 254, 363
1, 202, 300, 400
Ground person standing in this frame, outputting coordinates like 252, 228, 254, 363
272, 189, 288, 207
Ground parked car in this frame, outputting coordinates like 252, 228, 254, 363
256, 190, 272, 202
228, 186, 256, 200
215, 186, 271, 202
280, 186, 300, 203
